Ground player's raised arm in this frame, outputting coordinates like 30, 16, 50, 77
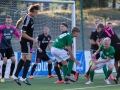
15, 13, 27, 29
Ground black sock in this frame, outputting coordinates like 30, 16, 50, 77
116, 66, 120, 81
10, 63, 15, 76
2, 64, 6, 78
86, 66, 92, 75
22, 60, 31, 78
15, 59, 24, 77
48, 64, 52, 75
71, 70, 76, 75
54, 66, 62, 81
31, 64, 37, 75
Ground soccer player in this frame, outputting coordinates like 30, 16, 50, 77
106, 22, 112, 28
54, 22, 79, 84
85, 37, 115, 84
84, 19, 101, 80
51, 26, 80, 84
29, 26, 55, 79
97, 24, 120, 80
0, 15, 20, 82
12, 4, 40, 86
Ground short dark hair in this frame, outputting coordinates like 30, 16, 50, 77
72, 26, 80, 33
6, 15, 12, 19
107, 22, 112, 24
28, 4, 40, 12
61, 22, 68, 28
97, 23, 104, 29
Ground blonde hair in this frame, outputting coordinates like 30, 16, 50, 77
103, 37, 111, 44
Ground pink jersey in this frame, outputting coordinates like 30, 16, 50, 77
0, 24, 20, 49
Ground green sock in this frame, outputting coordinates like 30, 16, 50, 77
103, 65, 107, 77
105, 69, 112, 80
90, 71, 94, 82
67, 60, 74, 75
62, 65, 67, 80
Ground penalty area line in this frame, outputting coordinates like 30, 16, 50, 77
65, 84, 120, 90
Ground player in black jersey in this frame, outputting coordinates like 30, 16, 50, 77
97, 23, 120, 83
29, 26, 55, 79
12, 4, 40, 86
54, 22, 79, 84
84, 19, 101, 80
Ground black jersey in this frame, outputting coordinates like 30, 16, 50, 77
98, 27, 120, 47
37, 34, 51, 52
62, 31, 68, 34
21, 14, 34, 42
90, 30, 99, 50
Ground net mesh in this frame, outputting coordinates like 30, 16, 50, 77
0, 1, 76, 51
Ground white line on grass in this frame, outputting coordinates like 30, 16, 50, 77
65, 84, 120, 90
5, 76, 54, 81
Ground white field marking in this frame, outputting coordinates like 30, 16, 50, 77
5, 76, 57, 81
65, 84, 120, 90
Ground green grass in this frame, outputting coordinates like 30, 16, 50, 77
0, 73, 119, 90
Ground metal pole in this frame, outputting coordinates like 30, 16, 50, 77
80, 0, 84, 51
72, 1, 76, 71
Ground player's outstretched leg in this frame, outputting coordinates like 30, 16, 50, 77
54, 62, 64, 84
84, 66, 91, 80
10, 63, 15, 78
30, 63, 37, 79
47, 60, 55, 78
103, 65, 107, 78
65, 60, 76, 82
105, 69, 112, 84
85, 63, 97, 84
1, 63, 6, 82
20, 60, 31, 85
104, 62, 114, 85
9, 56, 16, 78
12, 59, 24, 86
71, 70, 79, 81
114, 66, 120, 84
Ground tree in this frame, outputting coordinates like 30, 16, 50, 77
112, 0, 116, 8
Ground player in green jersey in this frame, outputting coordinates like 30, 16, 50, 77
51, 26, 80, 84
85, 37, 115, 85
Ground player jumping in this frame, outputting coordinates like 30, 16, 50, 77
12, 4, 40, 86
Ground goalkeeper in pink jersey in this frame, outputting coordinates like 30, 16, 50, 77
0, 15, 20, 82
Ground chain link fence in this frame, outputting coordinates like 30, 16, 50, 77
0, 0, 82, 51
0, 0, 119, 51
82, 0, 120, 50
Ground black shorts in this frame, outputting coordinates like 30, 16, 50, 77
113, 44, 120, 62
0, 48, 15, 59
54, 59, 63, 67
36, 51, 50, 63
54, 59, 70, 67
20, 41, 33, 54
90, 49, 100, 59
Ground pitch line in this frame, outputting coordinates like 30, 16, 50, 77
65, 84, 120, 90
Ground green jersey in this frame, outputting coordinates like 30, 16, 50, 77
100, 44, 115, 59
52, 33, 72, 49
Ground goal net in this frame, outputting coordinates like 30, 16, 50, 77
0, 0, 76, 52
0, 0, 77, 76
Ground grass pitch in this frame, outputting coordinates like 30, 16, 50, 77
0, 73, 119, 90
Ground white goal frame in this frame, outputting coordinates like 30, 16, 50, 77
18, 0, 76, 70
